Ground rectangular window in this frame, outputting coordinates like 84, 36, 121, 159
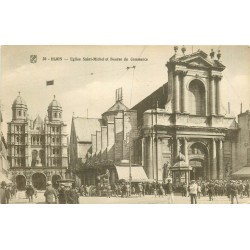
52, 137, 55, 143
54, 113, 57, 118
18, 111, 21, 116
52, 127, 55, 132
53, 149, 55, 154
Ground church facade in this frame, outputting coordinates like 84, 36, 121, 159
70, 48, 245, 186
7, 94, 68, 190
132, 47, 238, 185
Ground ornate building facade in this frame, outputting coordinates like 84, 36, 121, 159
132, 48, 239, 185
7, 94, 68, 190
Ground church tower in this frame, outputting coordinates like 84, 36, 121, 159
8, 92, 30, 168
44, 96, 68, 169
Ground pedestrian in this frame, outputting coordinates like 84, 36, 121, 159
44, 181, 58, 204
245, 181, 250, 198
237, 181, 244, 199
230, 180, 238, 204
0, 181, 7, 204
207, 181, 214, 201
26, 184, 35, 203
189, 180, 198, 204
107, 185, 112, 198
126, 182, 130, 197
5, 184, 12, 204
197, 183, 201, 199
165, 179, 174, 204
182, 182, 188, 197
138, 183, 143, 197
58, 184, 67, 204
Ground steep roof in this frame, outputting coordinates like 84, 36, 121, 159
73, 117, 103, 142
102, 100, 129, 115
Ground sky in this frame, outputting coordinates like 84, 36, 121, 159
1, 45, 250, 137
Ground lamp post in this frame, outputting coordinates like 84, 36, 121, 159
126, 132, 132, 195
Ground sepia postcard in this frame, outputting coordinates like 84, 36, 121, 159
0, 45, 250, 204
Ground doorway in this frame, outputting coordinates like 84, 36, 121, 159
32, 173, 46, 190
16, 175, 26, 190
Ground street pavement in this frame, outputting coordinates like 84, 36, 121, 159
8, 191, 250, 204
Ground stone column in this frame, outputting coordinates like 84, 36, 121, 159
141, 138, 145, 166
210, 76, 215, 115
157, 137, 163, 181
174, 71, 180, 113
216, 76, 222, 115
145, 136, 153, 179
183, 138, 188, 163
211, 139, 217, 179
176, 137, 180, 159
182, 71, 188, 113
218, 139, 224, 179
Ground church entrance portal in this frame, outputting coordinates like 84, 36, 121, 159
32, 173, 46, 190
188, 142, 208, 180
16, 175, 26, 190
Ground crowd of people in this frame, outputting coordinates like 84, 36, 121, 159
72, 178, 250, 204
44, 181, 79, 204
0, 181, 17, 204
1, 178, 249, 204
181, 179, 250, 204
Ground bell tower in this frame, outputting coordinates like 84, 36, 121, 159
166, 46, 225, 117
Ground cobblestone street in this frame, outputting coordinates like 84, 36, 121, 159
9, 191, 250, 204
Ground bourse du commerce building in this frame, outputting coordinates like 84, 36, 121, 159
7, 94, 68, 190
69, 48, 247, 187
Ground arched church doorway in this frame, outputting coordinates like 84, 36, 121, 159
32, 173, 46, 190
190, 159, 204, 180
52, 175, 61, 189
188, 79, 206, 116
189, 142, 208, 180
16, 175, 26, 190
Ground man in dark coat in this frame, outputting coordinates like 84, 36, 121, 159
58, 184, 67, 204
25, 184, 35, 203
230, 181, 238, 204
0, 181, 7, 204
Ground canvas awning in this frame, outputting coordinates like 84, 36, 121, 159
231, 167, 250, 178
115, 165, 149, 182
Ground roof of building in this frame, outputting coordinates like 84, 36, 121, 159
33, 115, 43, 128
12, 95, 27, 107
102, 100, 129, 115
48, 95, 62, 109
169, 49, 225, 70
73, 117, 103, 142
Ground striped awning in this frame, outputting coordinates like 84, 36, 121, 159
115, 165, 148, 182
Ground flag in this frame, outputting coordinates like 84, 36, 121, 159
46, 80, 54, 86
